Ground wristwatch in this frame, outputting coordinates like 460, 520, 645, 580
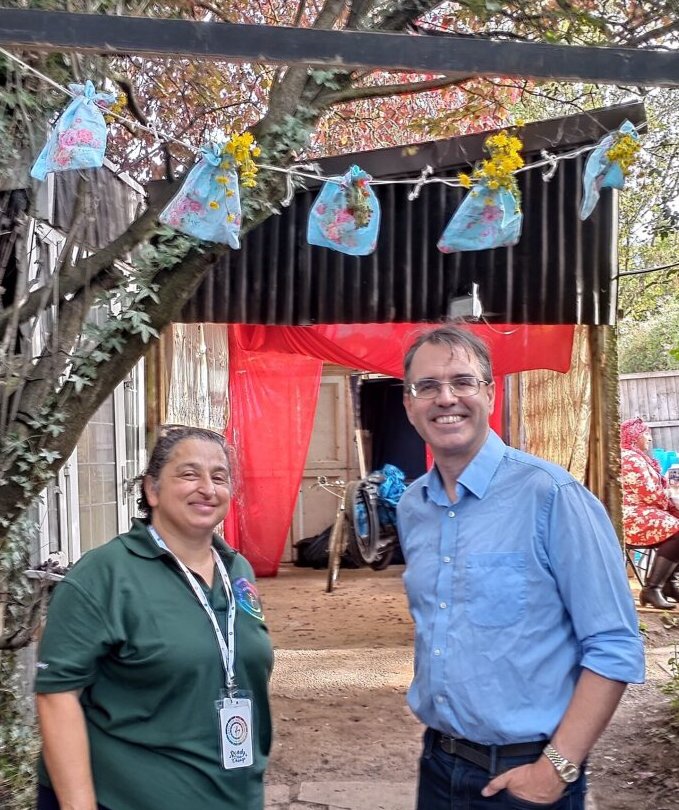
542, 744, 581, 783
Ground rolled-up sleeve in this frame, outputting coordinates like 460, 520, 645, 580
546, 481, 645, 684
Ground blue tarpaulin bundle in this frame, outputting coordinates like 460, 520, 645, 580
375, 463, 407, 528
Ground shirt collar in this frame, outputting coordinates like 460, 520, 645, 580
459, 429, 506, 498
422, 429, 507, 503
121, 518, 237, 561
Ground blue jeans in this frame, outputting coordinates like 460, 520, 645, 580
417, 729, 587, 810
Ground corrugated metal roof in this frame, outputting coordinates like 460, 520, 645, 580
180, 102, 644, 326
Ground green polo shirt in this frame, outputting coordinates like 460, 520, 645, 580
35, 519, 273, 810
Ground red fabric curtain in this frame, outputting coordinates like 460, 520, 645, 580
232, 323, 574, 378
224, 334, 323, 575
226, 323, 574, 575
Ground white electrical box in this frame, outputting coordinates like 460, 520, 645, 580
447, 283, 483, 320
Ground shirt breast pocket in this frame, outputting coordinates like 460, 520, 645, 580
464, 552, 527, 627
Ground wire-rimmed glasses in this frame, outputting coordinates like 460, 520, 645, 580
407, 377, 490, 399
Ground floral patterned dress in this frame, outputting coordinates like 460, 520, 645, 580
621, 448, 679, 547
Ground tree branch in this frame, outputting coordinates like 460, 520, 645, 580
322, 74, 470, 106
0, 187, 172, 335
292, 0, 308, 27
261, 0, 353, 131
627, 19, 679, 47
347, 0, 372, 29
190, 0, 238, 24
312, 0, 347, 28
10, 283, 96, 432
49, 246, 220, 464
110, 73, 150, 133
373, 0, 446, 32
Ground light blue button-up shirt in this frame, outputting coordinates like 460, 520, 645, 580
397, 430, 645, 745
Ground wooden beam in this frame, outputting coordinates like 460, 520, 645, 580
0, 9, 678, 87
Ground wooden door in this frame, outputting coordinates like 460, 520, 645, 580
285, 366, 360, 561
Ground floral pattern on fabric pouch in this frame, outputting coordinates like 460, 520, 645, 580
621, 448, 679, 547
437, 185, 522, 253
437, 128, 524, 253
31, 81, 117, 181
579, 120, 639, 220
307, 165, 380, 256
159, 142, 241, 248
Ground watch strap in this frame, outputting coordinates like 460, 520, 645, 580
543, 743, 580, 783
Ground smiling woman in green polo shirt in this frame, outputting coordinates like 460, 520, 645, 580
35, 425, 274, 810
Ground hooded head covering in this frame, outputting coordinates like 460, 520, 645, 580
621, 417, 661, 473
620, 417, 648, 451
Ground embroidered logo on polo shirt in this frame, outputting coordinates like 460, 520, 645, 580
233, 577, 264, 621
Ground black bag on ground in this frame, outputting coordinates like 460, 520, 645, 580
294, 527, 361, 569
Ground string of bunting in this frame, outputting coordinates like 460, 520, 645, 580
2, 48, 644, 257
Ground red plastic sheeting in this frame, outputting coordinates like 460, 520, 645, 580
225, 323, 574, 576
224, 338, 322, 576
231, 323, 574, 378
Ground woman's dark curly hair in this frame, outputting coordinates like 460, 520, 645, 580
136, 425, 230, 520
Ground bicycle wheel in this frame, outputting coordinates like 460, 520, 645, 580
370, 546, 394, 571
369, 534, 395, 571
325, 509, 345, 593
345, 480, 380, 565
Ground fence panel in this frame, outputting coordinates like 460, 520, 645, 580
619, 370, 679, 453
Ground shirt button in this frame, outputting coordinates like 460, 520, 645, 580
443, 556, 451, 564
439, 601, 447, 609
436, 695, 445, 704
434, 648, 441, 656
448, 510, 456, 517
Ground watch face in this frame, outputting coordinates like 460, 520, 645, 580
560, 763, 580, 783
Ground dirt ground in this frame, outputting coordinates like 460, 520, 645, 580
259, 565, 679, 809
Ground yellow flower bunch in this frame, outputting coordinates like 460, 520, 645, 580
606, 133, 640, 176
104, 93, 127, 124
458, 130, 524, 196
221, 131, 261, 188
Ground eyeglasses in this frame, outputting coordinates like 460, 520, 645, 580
407, 377, 490, 399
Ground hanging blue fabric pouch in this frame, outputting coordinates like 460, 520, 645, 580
307, 165, 380, 256
437, 185, 522, 253
580, 120, 638, 220
159, 142, 241, 248
31, 81, 116, 181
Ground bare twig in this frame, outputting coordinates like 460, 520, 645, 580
322, 74, 469, 106
191, 0, 238, 24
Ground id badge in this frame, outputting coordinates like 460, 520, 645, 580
217, 697, 253, 770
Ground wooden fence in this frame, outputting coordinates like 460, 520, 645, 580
619, 370, 679, 452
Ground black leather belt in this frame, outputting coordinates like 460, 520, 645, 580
434, 731, 547, 772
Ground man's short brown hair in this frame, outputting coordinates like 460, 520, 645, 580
403, 326, 493, 384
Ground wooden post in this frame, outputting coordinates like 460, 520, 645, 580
588, 326, 623, 545
504, 373, 523, 449
145, 330, 169, 447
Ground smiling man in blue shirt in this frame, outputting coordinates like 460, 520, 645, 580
397, 325, 644, 810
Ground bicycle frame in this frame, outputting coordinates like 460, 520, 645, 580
315, 476, 347, 593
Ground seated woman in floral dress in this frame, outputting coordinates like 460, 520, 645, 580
621, 417, 679, 609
